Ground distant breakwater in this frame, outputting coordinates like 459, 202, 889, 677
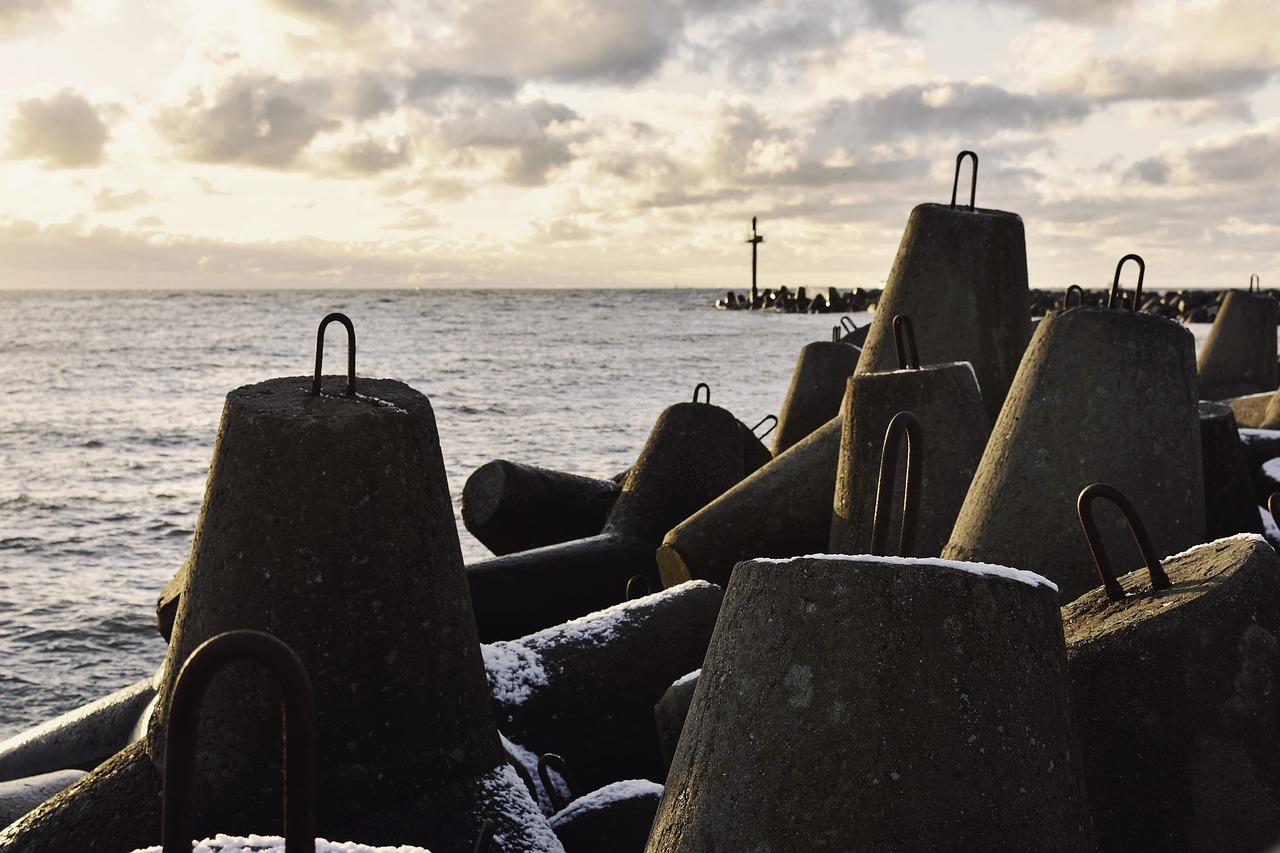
717, 286, 1280, 324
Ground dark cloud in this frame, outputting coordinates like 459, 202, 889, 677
1186, 123, 1280, 183
339, 136, 412, 174
94, 187, 151, 212
155, 75, 341, 169
407, 69, 520, 101
994, 0, 1134, 23
1123, 156, 1171, 186
7, 89, 110, 168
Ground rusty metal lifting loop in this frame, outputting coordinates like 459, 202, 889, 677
312, 312, 356, 397
841, 315, 858, 334
625, 574, 652, 601
893, 315, 921, 370
1065, 284, 1085, 308
831, 325, 841, 343
692, 383, 711, 404
1108, 254, 1145, 312
1268, 493, 1280, 528
1251, 274, 1261, 294
162, 630, 317, 853
538, 753, 581, 813
472, 819, 495, 853
870, 411, 924, 557
1076, 483, 1171, 601
751, 414, 777, 440
950, 150, 978, 210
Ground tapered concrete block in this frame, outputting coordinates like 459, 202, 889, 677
647, 555, 1094, 853
1199, 402, 1263, 538
468, 401, 768, 641
0, 769, 85, 830
856, 202, 1032, 422
462, 461, 620, 557
771, 340, 860, 455
944, 307, 1205, 603
549, 780, 663, 853
1198, 289, 1279, 400
657, 417, 841, 588
1064, 534, 1280, 853
1227, 390, 1274, 429
829, 362, 990, 557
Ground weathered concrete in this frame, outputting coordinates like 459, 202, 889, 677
657, 417, 841, 589
829, 363, 990, 557
0, 677, 155, 782
0, 769, 85, 830
2, 376, 559, 853
1199, 402, 1263, 539
484, 580, 722, 794
647, 555, 1094, 853
770, 340, 859, 455
654, 671, 699, 770
469, 402, 768, 641
549, 780, 663, 853
944, 307, 1205, 603
1227, 390, 1274, 429
1197, 289, 1279, 400
855, 202, 1032, 422
1063, 534, 1280, 853
462, 461, 620, 557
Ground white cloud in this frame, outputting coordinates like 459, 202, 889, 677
94, 187, 151, 211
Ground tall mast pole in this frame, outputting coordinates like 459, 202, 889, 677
747, 216, 764, 307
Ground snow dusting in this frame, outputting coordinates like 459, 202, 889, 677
1161, 532, 1267, 563
548, 779, 664, 825
130, 835, 431, 852
751, 553, 1057, 592
672, 669, 701, 688
482, 643, 548, 706
472, 763, 566, 853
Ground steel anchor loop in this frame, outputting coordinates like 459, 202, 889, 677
870, 411, 924, 557
161, 629, 317, 853
1251, 274, 1261, 294
625, 574, 652, 601
950, 150, 978, 210
1108, 254, 1145, 312
840, 315, 858, 334
1065, 284, 1085, 309
892, 315, 921, 370
472, 819, 495, 853
1076, 483, 1171, 601
1268, 492, 1280, 528
750, 414, 778, 440
312, 312, 356, 397
832, 325, 841, 342
537, 752, 581, 813
692, 383, 711, 404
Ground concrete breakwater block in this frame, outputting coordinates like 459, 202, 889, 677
1063, 534, 1280, 853
653, 670, 699, 770
829, 362, 990, 557
484, 580, 723, 794
0, 676, 155, 782
549, 780, 663, 853
462, 461, 621, 557
1199, 402, 1262, 539
944, 306, 1204, 603
468, 400, 768, 641
1227, 390, 1274, 429
657, 417, 841, 589
1, 373, 557, 853
647, 555, 1094, 852
855, 194, 1032, 422
0, 769, 85, 831
1197, 289, 1279, 401
770, 338, 860, 455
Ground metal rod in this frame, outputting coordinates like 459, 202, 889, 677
472, 819, 495, 853
869, 411, 924, 557
312, 312, 356, 397
950, 151, 978, 209
693, 383, 711, 404
1108, 255, 1145, 312
537, 753, 581, 813
1065, 284, 1085, 308
750, 414, 777, 439
893, 315, 921, 370
1076, 483, 1170, 600
162, 630, 317, 853
625, 574, 652, 601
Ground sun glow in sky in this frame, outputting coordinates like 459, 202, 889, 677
0, 0, 1276, 290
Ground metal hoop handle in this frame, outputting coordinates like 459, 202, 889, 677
950, 151, 978, 210
1065, 285, 1085, 308
893, 315, 920, 370
840, 316, 858, 334
870, 411, 924, 557
1077, 483, 1170, 601
472, 819, 495, 853
1108, 255, 1144, 312
751, 414, 777, 439
162, 630, 317, 853
312, 313, 356, 397
832, 326, 841, 342
1251, 274, 1261, 293
693, 383, 711, 404
1268, 492, 1280, 527
625, 574, 652, 601
537, 753, 581, 813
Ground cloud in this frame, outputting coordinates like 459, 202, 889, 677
155, 75, 341, 169
264, 0, 373, 29
1122, 156, 1170, 186
94, 187, 151, 212
0, 0, 72, 38
6, 89, 110, 168
1185, 121, 1280, 184
336, 135, 412, 174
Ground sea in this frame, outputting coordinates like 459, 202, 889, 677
0, 287, 877, 740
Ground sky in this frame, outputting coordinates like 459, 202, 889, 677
0, 0, 1276, 291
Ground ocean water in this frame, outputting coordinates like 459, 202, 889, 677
0, 288, 865, 739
